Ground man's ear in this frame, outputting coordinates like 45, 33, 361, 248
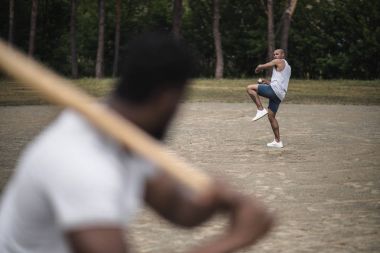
151, 87, 184, 111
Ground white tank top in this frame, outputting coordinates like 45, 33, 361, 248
270, 59, 291, 101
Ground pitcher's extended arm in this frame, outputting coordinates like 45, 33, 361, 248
255, 59, 284, 73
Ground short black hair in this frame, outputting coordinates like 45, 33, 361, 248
114, 32, 196, 103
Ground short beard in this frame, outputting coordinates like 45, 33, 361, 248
150, 127, 166, 140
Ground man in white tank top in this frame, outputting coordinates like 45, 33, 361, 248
246, 49, 291, 148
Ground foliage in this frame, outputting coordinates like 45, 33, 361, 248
290, 0, 380, 79
0, 0, 379, 79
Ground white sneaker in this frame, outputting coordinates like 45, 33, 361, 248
267, 140, 284, 148
251, 108, 268, 122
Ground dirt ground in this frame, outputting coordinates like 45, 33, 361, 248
0, 103, 379, 253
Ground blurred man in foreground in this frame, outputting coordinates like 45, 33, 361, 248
0, 32, 273, 253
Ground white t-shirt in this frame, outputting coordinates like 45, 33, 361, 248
270, 59, 291, 101
0, 110, 156, 253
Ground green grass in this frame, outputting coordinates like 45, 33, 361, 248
186, 79, 380, 105
0, 78, 114, 106
0, 78, 379, 106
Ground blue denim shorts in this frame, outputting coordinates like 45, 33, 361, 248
258, 84, 281, 113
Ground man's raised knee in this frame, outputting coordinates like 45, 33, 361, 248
246, 85, 257, 95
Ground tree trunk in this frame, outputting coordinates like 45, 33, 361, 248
8, 0, 15, 44
172, 0, 183, 39
28, 0, 38, 56
70, 0, 78, 78
280, 0, 297, 53
213, 0, 223, 79
96, 0, 105, 78
266, 0, 275, 77
112, 0, 121, 77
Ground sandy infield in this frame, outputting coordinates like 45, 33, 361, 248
1, 103, 379, 252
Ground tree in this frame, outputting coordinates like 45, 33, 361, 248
290, 0, 379, 79
112, 0, 121, 77
0, 0, 377, 79
70, 0, 78, 78
95, 0, 105, 78
259, 0, 297, 76
8, 0, 14, 44
266, 0, 275, 61
280, 0, 297, 53
212, 0, 223, 79
28, 0, 38, 56
260, 0, 275, 77
172, 0, 183, 39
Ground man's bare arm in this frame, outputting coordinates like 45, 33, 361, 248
63, 171, 273, 253
144, 171, 219, 227
255, 59, 284, 73
145, 171, 274, 253
66, 228, 128, 253
258, 78, 270, 84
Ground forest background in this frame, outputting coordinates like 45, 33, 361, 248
0, 0, 379, 81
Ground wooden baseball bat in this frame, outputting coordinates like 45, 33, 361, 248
0, 40, 212, 194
